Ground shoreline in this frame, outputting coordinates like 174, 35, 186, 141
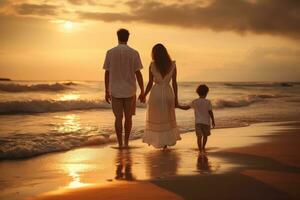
0, 121, 299, 200
0, 119, 298, 161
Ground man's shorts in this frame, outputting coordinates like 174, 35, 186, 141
195, 123, 211, 137
111, 95, 136, 118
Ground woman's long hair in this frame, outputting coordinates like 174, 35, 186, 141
152, 43, 172, 78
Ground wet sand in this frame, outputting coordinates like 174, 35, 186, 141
0, 122, 299, 200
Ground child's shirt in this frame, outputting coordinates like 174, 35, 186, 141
189, 98, 212, 126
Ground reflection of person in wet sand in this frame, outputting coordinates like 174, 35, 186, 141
146, 150, 179, 179
197, 154, 211, 173
115, 149, 135, 181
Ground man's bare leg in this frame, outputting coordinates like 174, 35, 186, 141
124, 116, 132, 147
115, 116, 123, 147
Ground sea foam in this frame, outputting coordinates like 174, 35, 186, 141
0, 82, 76, 92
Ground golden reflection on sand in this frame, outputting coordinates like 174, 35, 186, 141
65, 164, 91, 188
145, 150, 180, 179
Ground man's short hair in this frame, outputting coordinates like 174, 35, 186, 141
117, 28, 129, 42
196, 84, 209, 96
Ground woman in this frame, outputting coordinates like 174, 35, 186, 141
142, 43, 181, 149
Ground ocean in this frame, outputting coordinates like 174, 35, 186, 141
0, 81, 299, 160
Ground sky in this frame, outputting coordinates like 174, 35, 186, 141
0, 0, 300, 81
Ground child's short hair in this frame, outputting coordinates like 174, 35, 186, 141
196, 84, 209, 96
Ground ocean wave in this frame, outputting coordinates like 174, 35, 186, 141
0, 93, 284, 114
224, 82, 293, 88
213, 94, 283, 108
0, 99, 112, 114
0, 82, 77, 92
0, 132, 117, 159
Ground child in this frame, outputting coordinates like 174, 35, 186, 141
178, 84, 215, 152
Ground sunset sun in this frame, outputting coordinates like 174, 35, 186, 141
63, 21, 73, 30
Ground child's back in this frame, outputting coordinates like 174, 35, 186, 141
191, 98, 212, 126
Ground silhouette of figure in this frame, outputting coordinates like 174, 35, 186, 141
103, 28, 145, 148
115, 149, 135, 181
145, 150, 179, 179
197, 154, 211, 173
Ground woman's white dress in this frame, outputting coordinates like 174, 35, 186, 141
143, 61, 181, 148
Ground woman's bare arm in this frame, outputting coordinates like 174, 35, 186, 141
177, 105, 191, 110
144, 65, 153, 98
172, 66, 179, 107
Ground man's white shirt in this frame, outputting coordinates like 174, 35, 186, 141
103, 44, 143, 98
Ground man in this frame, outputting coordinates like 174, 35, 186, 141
103, 28, 145, 148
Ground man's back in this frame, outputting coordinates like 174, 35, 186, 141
103, 44, 143, 98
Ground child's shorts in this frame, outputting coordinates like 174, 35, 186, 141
195, 123, 211, 137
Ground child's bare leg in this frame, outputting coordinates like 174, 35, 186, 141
202, 136, 208, 151
197, 136, 202, 151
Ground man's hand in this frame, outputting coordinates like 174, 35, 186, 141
138, 93, 146, 103
105, 91, 111, 104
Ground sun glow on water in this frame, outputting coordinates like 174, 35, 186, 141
59, 94, 80, 101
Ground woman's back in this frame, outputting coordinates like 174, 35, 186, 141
151, 61, 175, 85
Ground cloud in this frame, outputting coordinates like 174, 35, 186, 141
78, 0, 300, 39
67, 0, 97, 5
225, 46, 300, 81
78, 11, 134, 22
0, 0, 10, 6
67, 0, 115, 7
14, 3, 59, 16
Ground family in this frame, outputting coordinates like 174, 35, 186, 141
103, 29, 215, 152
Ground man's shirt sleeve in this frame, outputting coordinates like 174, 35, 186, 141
103, 51, 110, 70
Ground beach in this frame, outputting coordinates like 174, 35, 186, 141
1, 0, 300, 199
0, 121, 299, 200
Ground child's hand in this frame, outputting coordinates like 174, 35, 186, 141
212, 121, 216, 128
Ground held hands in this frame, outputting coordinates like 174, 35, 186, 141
176, 103, 191, 110
105, 91, 146, 104
138, 92, 146, 103
176, 104, 184, 109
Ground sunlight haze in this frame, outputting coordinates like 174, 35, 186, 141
0, 0, 299, 81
